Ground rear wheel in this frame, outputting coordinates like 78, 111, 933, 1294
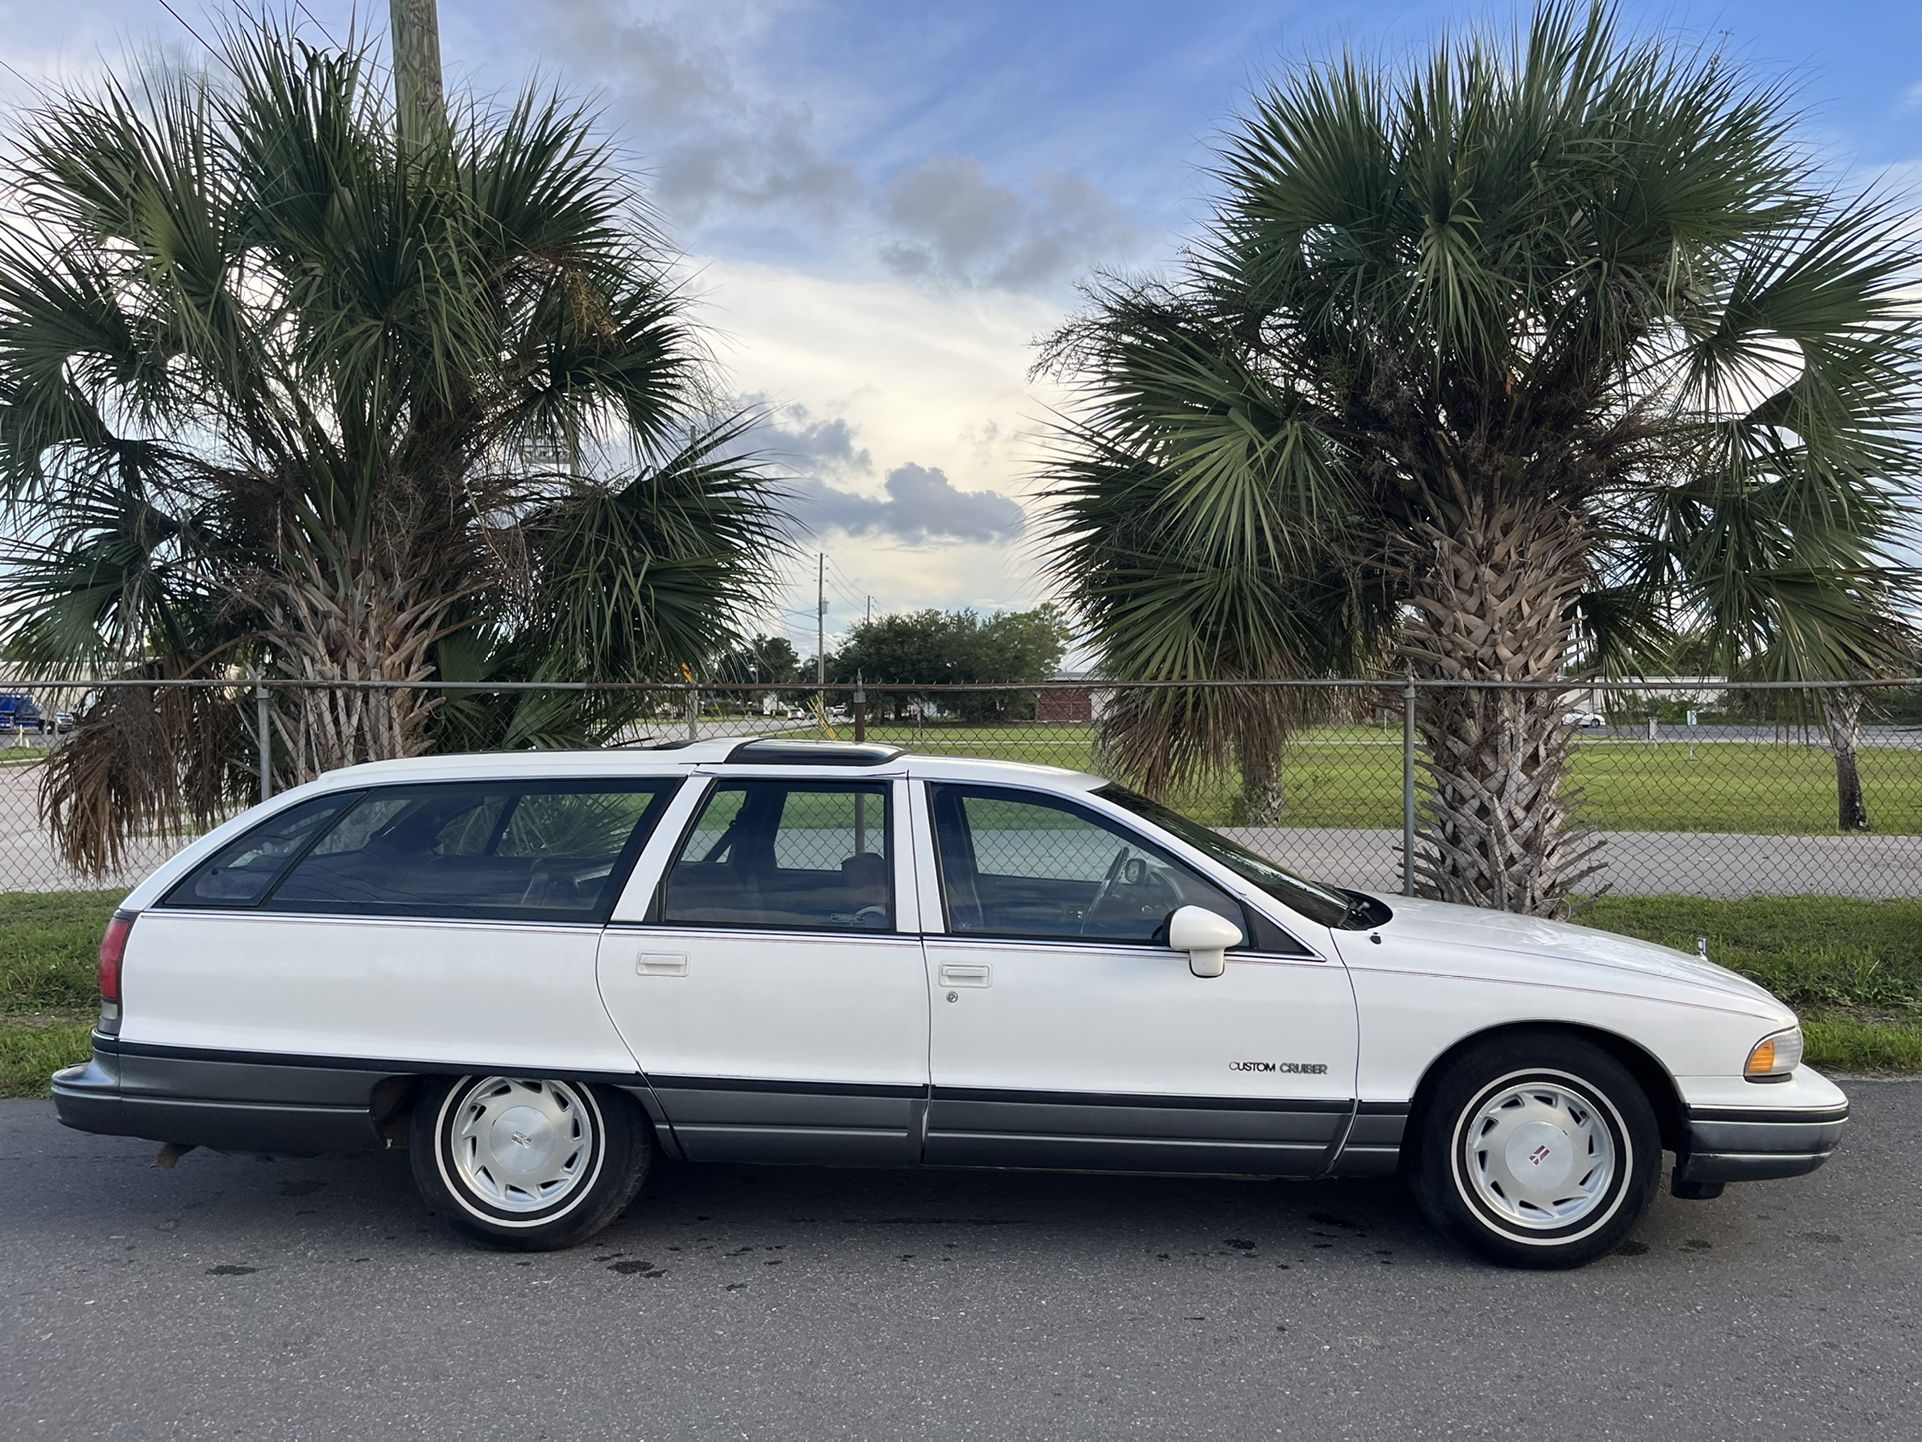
1410, 1034, 1659, 1268
410, 1075, 648, 1250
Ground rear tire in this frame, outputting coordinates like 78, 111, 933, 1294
1410, 1033, 1659, 1269
410, 1075, 648, 1251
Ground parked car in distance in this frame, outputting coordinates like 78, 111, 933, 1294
0, 692, 48, 738
53, 739, 1846, 1267
1562, 708, 1607, 729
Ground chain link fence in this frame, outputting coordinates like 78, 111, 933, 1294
1, 676, 1916, 901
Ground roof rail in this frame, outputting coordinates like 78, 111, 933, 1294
721, 739, 904, 767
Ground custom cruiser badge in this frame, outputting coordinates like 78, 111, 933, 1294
1230, 1061, 1328, 1074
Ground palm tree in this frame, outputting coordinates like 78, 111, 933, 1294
1038, 2, 1921, 915
0, 23, 788, 872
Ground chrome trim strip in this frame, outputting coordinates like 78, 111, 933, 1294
144, 909, 605, 937
919, 935, 1328, 965
605, 924, 922, 947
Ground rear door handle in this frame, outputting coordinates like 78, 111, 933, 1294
939, 963, 991, 987
637, 953, 688, 977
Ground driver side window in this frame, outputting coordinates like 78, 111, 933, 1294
928, 785, 1245, 944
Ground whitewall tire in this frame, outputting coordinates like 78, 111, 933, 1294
1411, 1033, 1660, 1268
410, 1075, 649, 1250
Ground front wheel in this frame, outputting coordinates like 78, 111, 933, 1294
410, 1075, 649, 1250
1410, 1034, 1659, 1268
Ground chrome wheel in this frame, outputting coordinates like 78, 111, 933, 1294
1458, 1078, 1618, 1231
445, 1077, 597, 1215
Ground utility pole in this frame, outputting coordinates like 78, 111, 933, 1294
389, 0, 446, 144
816, 553, 827, 687
865, 595, 872, 624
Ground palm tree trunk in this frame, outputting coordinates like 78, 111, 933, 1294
1236, 742, 1287, 825
265, 546, 448, 780
1401, 496, 1604, 917
1819, 689, 1871, 832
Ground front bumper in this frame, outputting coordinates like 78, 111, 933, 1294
1675, 1065, 1850, 1184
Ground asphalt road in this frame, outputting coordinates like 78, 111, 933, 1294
2, 1084, 1917, 1441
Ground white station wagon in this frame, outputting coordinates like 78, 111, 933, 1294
53, 739, 1847, 1267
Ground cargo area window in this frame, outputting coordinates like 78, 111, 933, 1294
172, 779, 681, 922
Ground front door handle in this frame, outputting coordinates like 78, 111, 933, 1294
637, 953, 688, 977
939, 963, 991, 987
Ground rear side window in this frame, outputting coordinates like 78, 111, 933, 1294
658, 780, 892, 931
163, 793, 359, 909
264, 780, 678, 921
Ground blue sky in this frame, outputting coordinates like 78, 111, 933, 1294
5, 0, 1919, 656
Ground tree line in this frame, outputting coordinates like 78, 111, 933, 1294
713, 606, 1072, 720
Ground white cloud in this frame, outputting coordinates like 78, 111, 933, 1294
689, 257, 1068, 617
793, 461, 1026, 545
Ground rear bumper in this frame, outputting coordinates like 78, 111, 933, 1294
52, 1036, 387, 1155
1675, 1096, 1849, 1184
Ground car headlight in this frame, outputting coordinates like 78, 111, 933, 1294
1745, 1026, 1803, 1081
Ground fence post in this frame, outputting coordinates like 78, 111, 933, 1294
1401, 672, 1416, 897
253, 674, 273, 804
853, 675, 867, 743
685, 685, 699, 741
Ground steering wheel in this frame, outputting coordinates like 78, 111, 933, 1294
851, 904, 890, 929
1080, 846, 1133, 936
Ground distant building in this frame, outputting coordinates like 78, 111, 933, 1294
1036, 670, 1107, 724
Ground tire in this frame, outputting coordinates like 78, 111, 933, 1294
1409, 1033, 1659, 1269
409, 1075, 649, 1251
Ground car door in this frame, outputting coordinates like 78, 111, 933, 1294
915, 781, 1358, 1175
597, 772, 929, 1165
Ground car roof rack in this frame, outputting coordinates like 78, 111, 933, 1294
722, 739, 905, 767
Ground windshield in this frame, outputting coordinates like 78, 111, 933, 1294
1094, 785, 1358, 929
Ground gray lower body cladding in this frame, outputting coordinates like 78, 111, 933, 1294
57, 1041, 1846, 1186
55, 1039, 1397, 1175
52, 1036, 653, 1156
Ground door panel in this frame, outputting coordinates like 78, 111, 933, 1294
596, 927, 929, 1163
916, 782, 1359, 1175
922, 938, 1356, 1173
595, 776, 929, 1163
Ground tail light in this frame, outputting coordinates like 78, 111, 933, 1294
98, 910, 136, 1036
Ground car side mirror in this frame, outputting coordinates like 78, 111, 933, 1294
1168, 905, 1242, 979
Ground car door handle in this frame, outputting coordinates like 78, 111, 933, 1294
636, 953, 688, 977
939, 963, 991, 987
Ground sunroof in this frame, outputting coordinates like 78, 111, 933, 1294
723, 739, 905, 766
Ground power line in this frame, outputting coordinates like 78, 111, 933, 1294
154, 0, 223, 64
294, 1, 344, 50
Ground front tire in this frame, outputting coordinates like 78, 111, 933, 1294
1410, 1034, 1659, 1269
410, 1075, 649, 1250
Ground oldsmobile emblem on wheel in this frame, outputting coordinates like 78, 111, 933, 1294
51, 738, 1848, 1267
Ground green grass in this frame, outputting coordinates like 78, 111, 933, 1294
0, 1018, 93, 1098
1, 888, 1914, 1097
857, 722, 1922, 834
0, 890, 121, 1097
